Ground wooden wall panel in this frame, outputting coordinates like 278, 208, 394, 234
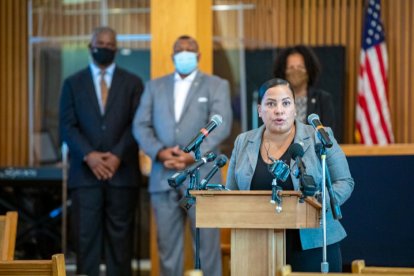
0, 0, 4, 165
0, 0, 152, 166
31, 0, 150, 48
1, 0, 414, 163
382, 0, 414, 143
0, 0, 28, 166
214, 0, 414, 144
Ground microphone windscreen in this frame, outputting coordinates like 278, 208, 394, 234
215, 154, 228, 167
288, 143, 304, 159
211, 114, 223, 126
307, 113, 319, 125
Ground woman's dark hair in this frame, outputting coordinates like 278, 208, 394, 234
258, 78, 295, 103
272, 45, 321, 87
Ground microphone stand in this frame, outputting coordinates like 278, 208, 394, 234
181, 146, 202, 270
193, 147, 202, 270
268, 159, 290, 212
61, 143, 69, 256
270, 179, 283, 212
319, 146, 329, 273
324, 163, 342, 220
318, 145, 342, 273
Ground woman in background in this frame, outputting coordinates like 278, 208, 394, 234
273, 45, 336, 130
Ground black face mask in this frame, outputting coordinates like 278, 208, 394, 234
91, 47, 116, 66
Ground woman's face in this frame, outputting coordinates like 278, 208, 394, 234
258, 84, 296, 134
285, 53, 308, 88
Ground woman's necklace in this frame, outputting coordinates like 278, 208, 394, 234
261, 127, 296, 163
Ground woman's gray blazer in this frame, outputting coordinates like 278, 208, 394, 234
226, 120, 354, 250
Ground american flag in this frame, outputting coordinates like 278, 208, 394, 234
356, 0, 394, 145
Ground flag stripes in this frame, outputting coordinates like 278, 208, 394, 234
356, 0, 394, 145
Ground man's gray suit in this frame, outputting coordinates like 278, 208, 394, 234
133, 71, 232, 276
226, 121, 354, 249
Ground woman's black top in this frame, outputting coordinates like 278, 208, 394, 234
248, 143, 343, 272
250, 147, 294, 191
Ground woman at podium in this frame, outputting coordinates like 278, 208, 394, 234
226, 78, 354, 272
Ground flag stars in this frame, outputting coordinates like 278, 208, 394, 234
362, 1, 384, 48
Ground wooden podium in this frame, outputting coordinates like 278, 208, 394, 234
190, 190, 321, 276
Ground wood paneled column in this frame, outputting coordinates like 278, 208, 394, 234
0, 0, 28, 166
150, 1, 213, 275
151, 0, 212, 77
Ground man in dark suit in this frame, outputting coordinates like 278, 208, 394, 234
59, 26, 143, 276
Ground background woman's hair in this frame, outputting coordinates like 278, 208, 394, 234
272, 45, 321, 87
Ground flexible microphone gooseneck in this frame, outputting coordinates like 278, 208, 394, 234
183, 114, 223, 153
200, 154, 228, 189
168, 151, 217, 188
288, 143, 318, 197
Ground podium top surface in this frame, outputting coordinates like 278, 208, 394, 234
191, 190, 321, 229
191, 190, 321, 209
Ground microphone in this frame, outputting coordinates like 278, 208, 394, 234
288, 143, 318, 197
307, 114, 333, 148
288, 143, 306, 176
267, 159, 290, 211
183, 114, 223, 153
268, 159, 290, 181
168, 151, 217, 188
200, 154, 228, 189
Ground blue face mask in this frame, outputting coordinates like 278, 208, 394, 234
173, 51, 198, 75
